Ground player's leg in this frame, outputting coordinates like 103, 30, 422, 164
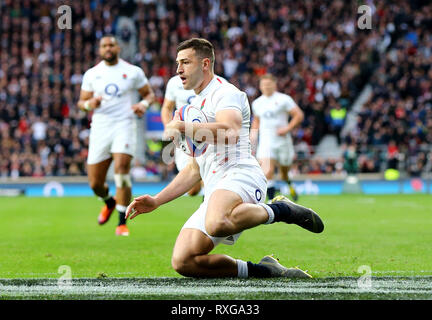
112, 152, 133, 235
205, 188, 323, 237
280, 165, 298, 201
257, 141, 277, 201
278, 141, 298, 201
88, 158, 112, 198
205, 189, 268, 237
204, 164, 323, 237
172, 223, 310, 278
259, 158, 276, 200
88, 158, 117, 225
171, 228, 238, 277
173, 189, 316, 278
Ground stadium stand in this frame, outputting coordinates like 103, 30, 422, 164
0, 0, 430, 179
343, 1, 432, 175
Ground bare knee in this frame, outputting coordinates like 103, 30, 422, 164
89, 180, 105, 193
205, 217, 232, 237
171, 254, 198, 277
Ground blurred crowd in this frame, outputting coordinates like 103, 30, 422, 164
343, 1, 432, 176
0, 0, 430, 179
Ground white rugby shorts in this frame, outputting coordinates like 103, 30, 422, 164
87, 119, 135, 164
257, 138, 295, 166
182, 164, 267, 246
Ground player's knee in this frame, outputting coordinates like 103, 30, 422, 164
205, 217, 231, 237
114, 173, 132, 188
89, 180, 104, 192
171, 254, 195, 277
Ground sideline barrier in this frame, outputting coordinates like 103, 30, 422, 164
0, 175, 430, 197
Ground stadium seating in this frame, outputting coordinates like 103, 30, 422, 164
0, 0, 430, 178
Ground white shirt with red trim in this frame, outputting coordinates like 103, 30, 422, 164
190, 76, 260, 187
81, 59, 148, 122
251, 91, 297, 146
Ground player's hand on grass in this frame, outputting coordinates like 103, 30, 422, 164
126, 194, 159, 220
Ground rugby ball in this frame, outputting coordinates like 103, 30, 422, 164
178, 105, 209, 157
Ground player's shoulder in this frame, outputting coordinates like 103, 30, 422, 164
119, 59, 144, 73
253, 94, 266, 103
272, 91, 284, 97
275, 91, 294, 100
252, 95, 267, 109
213, 77, 242, 96
84, 61, 104, 75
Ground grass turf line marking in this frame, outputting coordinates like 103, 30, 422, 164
1, 277, 432, 298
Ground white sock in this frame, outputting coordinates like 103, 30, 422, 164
116, 204, 127, 212
236, 259, 248, 278
258, 203, 275, 224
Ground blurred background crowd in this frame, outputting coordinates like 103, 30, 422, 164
0, 0, 431, 180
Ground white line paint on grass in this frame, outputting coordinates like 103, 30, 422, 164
1, 278, 432, 298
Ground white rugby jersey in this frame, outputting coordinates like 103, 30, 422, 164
81, 59, 148, 122
164, 75, 196, 110
190, 76, 260, 186
251, 91, 297, 145
164, 75, 227, 110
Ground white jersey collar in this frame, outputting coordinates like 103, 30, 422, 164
197, 76, 218, 97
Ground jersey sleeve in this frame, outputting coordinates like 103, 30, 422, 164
164, 77, 176, 101
284, 94, 297, 112
213, 88, 245, 114
134, 67, 149, 90
81, 69, 93, 91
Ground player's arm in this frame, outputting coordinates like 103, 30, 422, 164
166, 109, 242, 145
161, 99, 176, 127
277, 105, 304, 136
131, 84, 155, 117
126, 158, 201, 220
77, 90, 102, 112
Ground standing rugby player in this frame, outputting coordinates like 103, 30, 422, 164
78, 35, 154, 236
251, 74, 303, 202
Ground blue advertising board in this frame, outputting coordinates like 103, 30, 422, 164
1, 179, 430, 197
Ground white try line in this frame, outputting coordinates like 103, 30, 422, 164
1, 284, 431, 297
1, 278, 432, 297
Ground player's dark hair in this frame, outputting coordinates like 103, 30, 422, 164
100, 34, 118, 44
177, 38, 215, 66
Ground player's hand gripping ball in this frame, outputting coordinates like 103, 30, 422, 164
178, 105, 209, 157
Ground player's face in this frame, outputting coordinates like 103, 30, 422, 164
176, 48, 204, 91
99, 37, 120, 64
260, 78, 277, 96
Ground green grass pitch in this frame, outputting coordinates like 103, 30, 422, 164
1, 194, 432, 299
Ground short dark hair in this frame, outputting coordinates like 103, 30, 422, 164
177, 38, 215, 66
100, 34, 118, 44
